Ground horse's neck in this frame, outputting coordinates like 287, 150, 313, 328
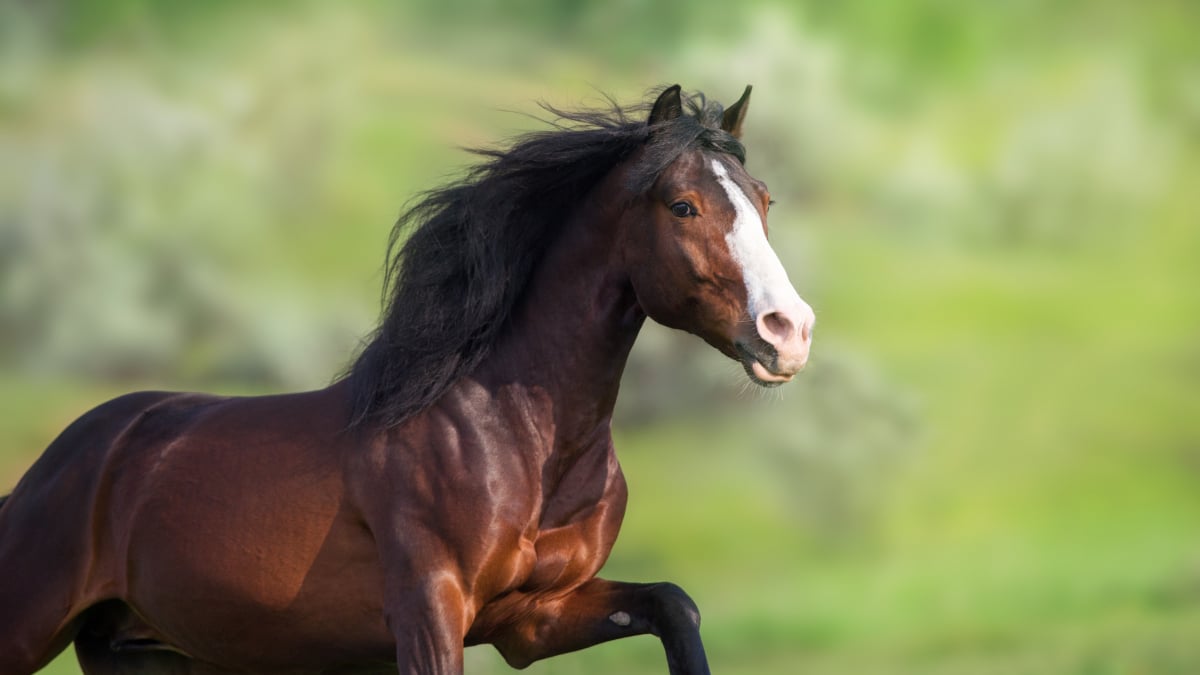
478, 204, 644, 456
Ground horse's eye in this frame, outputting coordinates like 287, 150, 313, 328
670, 201, 694, 218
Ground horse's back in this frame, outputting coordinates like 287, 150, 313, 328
6, 390, 205, 505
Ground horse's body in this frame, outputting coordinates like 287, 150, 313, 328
0, 86, 814, 675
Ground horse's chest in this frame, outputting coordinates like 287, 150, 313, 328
520, 453, 628, 591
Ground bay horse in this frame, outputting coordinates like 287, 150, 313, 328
0, 85, 814, 675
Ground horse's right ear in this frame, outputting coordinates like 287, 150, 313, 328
721, 85, 752, 139
648, 85, 684, 126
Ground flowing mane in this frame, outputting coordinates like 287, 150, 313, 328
345, 88, 747, 429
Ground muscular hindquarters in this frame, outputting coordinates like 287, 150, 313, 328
0, 391, 182, 672
1, 389, 395, 671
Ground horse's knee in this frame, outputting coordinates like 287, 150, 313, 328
649, 582, 701, 629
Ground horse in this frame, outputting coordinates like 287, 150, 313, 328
0, 84, 814, 675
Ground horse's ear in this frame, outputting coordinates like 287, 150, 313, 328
648, 85, 684, 126
721, 85, 752, 139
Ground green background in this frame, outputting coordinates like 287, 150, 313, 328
2, 1, 1198, 673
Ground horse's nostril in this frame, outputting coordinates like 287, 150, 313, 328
759, 311, 795, 344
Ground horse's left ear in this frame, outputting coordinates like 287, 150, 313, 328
649, 85, 684, 126
721, 85, 752, 139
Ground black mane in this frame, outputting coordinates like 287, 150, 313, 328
345, 88, 745, 429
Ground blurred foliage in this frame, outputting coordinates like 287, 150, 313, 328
2, 0, 1199, 674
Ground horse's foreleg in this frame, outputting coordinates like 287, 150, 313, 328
485, 578, 710, 675
384, 574, 469, 675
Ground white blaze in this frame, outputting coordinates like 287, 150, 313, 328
710, 159, 804, 319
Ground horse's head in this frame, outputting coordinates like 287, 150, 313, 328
621, 85, 814, 386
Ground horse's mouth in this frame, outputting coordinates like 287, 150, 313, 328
736, 343, 793, 387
